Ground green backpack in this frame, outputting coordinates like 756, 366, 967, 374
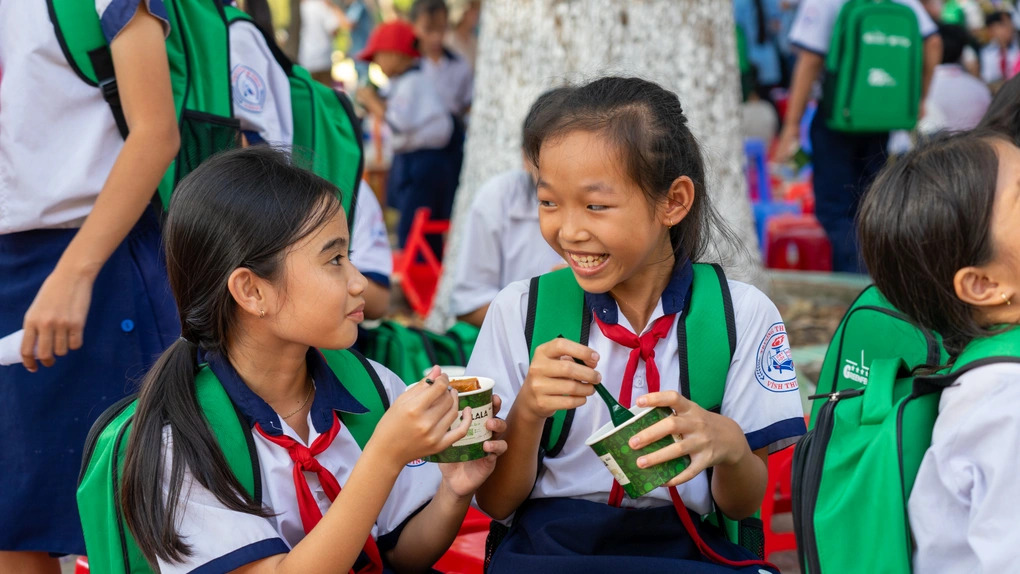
810, 285, 948, 423
489, 264, 764, 557
360, 320, 479, 385
822, 0, 923, 133
224, 6, 365, 223
49, 0, 240, 208
792, 326, 1020, 573
77, 349, 389, 574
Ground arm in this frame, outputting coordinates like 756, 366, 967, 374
363, 281, 392, 320
456, 305, 489, 328
475, 338, 599, 520
775, 50, 824, 163
921, 33, 943, 102
21, 4, 178, 371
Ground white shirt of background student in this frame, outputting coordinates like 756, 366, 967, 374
451, 169, 563, 327
298, 0, 342, 73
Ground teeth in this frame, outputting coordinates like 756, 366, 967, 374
570, 253, 607, 268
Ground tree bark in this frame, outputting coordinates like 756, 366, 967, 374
427, 0, 761, 330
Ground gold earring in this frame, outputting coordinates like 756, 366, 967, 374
259, 308, 266, 318
1002, 293, 1012, 306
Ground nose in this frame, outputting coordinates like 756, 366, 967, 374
559, 210, 591, 245
349, 267, 367, 297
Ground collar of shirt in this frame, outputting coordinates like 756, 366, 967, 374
205, 348, 369, 436
584, 258, 693, 325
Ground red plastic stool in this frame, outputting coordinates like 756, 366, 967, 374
433, 508, 490, 574
74, 556, 90, 574
391, 208, 450, 317
764, 214, 832, 271
785, 180, 815, 214
761, 446, 797, 557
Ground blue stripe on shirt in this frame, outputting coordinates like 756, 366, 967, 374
745, 416, 806, 452
191, 538, 290, 574
362, 271, 391, 288
100, 0, 169, 43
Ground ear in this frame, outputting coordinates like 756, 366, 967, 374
659, 176, 695, 227
954, 265, 1012, 308
227, 267, 271, 319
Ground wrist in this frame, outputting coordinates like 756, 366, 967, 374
437, 477, 474, 508
361, 439, 410, 479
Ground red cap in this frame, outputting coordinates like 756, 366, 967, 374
356, 21, 420, 61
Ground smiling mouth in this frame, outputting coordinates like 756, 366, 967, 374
568, 252, 609, 269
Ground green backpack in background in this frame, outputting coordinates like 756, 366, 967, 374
77, 349, 387, 574
360, 320, 478, 384
792, 327, 1020, 573
224, 6, 365, 225
49, 0, 240, 208
810, 285, 947, 423
822, 0, 923, 132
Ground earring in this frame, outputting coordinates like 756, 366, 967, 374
259, 308, 266, 318
1002, 293, 1012, 306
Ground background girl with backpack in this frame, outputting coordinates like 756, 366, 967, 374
467, 76, 806, 572
857, 129, 1020, 571
110, 146, 507, 573
0, 3, 180, 572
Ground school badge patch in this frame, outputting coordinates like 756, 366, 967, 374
755, 322, 798, 392
406, 458, 427, 467
231, 64, 267, 113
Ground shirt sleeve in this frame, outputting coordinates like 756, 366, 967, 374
720, 282, 806, 453
350, 181, 392, 286
902, 0, 938, 38
230, 20, 293, 145
156, 430, 289, 574
787, 0, 837, 55
450, 179, 506, 317
464, 280, 533, 417
97, 0, 170, 43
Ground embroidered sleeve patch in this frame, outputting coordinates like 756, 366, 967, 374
755, 322, 799, 392
231, 64, 267, 114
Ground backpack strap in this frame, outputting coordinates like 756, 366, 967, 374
194, 366, 259, 500
681, 264, 736, 411
525, 268, 591, 458
321, 348, 390, 450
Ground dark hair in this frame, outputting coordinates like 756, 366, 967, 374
521, 86, 573, 146
977, 73, 1020, 145
243, 0, 274, 34
938, 24, 971, 64
410, 0, 448, 22
986, 10, 1011, 27
523, 76, 731, 264
121, 146, 343, 566
858, 131, 1009, 355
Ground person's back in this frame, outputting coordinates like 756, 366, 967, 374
922, 24, 991, 133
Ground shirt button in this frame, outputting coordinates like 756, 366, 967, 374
634, 376, 645, 388
120, 319, 135, 333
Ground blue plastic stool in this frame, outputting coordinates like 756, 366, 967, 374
744, 138, 770, 202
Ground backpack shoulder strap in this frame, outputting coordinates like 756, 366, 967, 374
321, 348, 389, 449
682, 263, 736, 412
525, 268, 590, 457
194, 366, 258, 501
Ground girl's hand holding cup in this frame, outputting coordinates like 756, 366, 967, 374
437, 393, 508, 498
519, 338, 601, 422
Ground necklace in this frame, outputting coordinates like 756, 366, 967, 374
280, 381, 315, 420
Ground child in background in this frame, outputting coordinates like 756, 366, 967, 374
356, 20, 453, 256
979, 11, 1019, 85
450, 88, 567, 327
411, 0, 474, 208
920, 24, 991, 134
0, 3, 180, 571
857, 130, 1020, 572
118, 146, 506, 572
469, 76, 804, 572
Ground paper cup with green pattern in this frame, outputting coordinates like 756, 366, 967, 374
422, 376, 494, 463
584, 406, 690, 498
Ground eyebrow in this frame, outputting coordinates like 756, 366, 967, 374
319, 236, 348, 255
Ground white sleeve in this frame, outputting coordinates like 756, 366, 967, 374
350, 181, 392, 284
157, 431, 288, 574
464, 281, 533, 416
720, 282, 806, 453
900, 0, 938, 37
230, 20, 294, 145
450, 180, 506, 317
788, 0, 838, 55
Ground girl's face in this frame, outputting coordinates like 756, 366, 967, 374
987, 140, 1020, 279
413, 12, 447, 58
266, 206, 366, 350
536, 130, 675, 295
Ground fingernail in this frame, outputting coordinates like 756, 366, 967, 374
637, 397, 647, 406
591, 351, 600, 361
629, 437, 639, 448
637, 457, 646, 468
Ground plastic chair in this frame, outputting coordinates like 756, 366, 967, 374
764, 214, 832, 271
433, 507, 490, 574
391, 208, 449, 317
744, 139, 771, 202
752, 200, 801, 255
74, 556, 90, 574
761, 446, 797, 557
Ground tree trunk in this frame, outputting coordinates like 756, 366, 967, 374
427, 0, 760, 330
284, 0, 302, 62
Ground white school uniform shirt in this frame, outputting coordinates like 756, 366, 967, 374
465, 261, 806, 515
230, 24, 391, 285
297, 0, 340, 73
979, 41, 1020, 84
919, 64, 991, 134
420, 50, 473, 118
908, 362, 1020, 572
382, 66, 453, 153
157, 349, 439, 573
0, 0, 170, 234
788, 0, 938, 56
450, 169, 563, 317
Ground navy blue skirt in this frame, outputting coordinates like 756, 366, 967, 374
488, 498, 779, 574
0, 208, 178, 554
